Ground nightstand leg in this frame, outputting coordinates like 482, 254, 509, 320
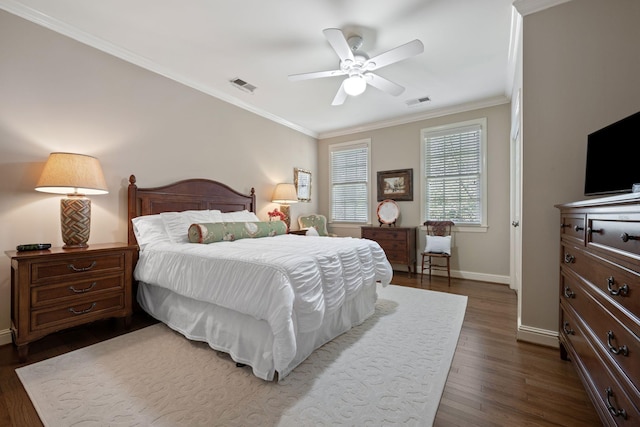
16, 344, 28, 362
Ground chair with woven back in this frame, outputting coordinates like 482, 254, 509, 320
420, 220, 454, 286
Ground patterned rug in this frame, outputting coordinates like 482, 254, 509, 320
17, 284, 467, 426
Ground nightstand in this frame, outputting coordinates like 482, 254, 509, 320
5, 243, 135, 361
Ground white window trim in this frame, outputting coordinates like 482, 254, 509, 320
328, 138, 371, 225
420, 118, 488, 232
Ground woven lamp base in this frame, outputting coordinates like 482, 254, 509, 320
60, 196, 91, 248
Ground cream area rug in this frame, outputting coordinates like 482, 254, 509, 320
17, 284, 467, 427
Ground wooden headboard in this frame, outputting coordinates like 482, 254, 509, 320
127, 174, 256, 246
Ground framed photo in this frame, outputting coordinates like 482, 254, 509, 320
294, 168, 312, 202
377, 168, 413, 201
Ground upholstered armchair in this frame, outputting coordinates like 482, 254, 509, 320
297, 214, 336, 237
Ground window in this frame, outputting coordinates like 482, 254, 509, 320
421, 118, 487, 227
329, 139, 370, 223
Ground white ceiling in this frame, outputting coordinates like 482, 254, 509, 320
2, 0, 521, 138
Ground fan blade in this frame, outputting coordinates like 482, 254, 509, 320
288, 69, 345, 81
331, 81, 348, 106
366, 73, 405, 96
365, 39, 424, 70
323, 28, 355, 63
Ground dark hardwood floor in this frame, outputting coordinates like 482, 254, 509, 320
0, 274, 600, 426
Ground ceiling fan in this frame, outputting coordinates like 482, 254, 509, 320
288, 28, 424, 106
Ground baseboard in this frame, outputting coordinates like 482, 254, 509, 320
516, 324, 559, 348
0, 328, 13, 346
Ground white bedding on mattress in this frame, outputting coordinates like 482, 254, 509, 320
134, 234, 392, 374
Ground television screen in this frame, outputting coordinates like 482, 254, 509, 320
584, 111, 640, 196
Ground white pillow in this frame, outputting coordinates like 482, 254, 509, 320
424, 235, 451, 255
131, 214, 170, 249
220, 210, 260, 222
160, 210, 222, 243
305, 226, 319, 236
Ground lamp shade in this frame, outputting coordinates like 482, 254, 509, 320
271, 183, 298, 204
35, 152, 109, 196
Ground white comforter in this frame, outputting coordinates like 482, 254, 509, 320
134, 234, 392, 373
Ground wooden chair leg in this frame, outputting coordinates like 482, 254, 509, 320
447, 257, 451, 286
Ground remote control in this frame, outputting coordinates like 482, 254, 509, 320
16, 243, 51, 251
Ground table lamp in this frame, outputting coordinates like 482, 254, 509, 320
271, 183, 298, 229
35, 152, 109, 248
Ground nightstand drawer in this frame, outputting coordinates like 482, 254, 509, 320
30, 253, 126, 284
31, 274, 124, 308
30, 293, 125, 332
362, 228, 408, 242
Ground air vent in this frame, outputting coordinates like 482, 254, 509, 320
229, 78, 257, 94
406, 96, 431, 107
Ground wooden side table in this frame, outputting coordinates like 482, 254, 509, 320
5, 243, 135, 360
361, 226, 417, 275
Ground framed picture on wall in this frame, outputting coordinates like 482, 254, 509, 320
377, 168, 413, 201
294, 167, 312, 202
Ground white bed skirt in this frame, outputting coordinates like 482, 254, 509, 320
137, 281, 378, 381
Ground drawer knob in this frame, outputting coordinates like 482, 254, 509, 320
563, 286, 575, 299
69, 282, 97, 294
587, 227, 603, 235
69, 302, 97, 315
606, 331, 629, 356
607, 276, 629, 297
562, 321, 574, 335
573, 225, 584, 232
604, 387, 627, 420
620, 232, 639, 242
68, 261, 97, 272
563, 253, 575, 264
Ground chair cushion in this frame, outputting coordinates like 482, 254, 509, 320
424, 235, 451, 255
298, 214, 328, 236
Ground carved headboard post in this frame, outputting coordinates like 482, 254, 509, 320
127, 175, 139, 247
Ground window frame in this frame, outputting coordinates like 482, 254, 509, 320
420, 118, 488, 232
328, 138, 371, 226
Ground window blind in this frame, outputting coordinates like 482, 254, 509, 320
424, 124, 482, 224
330, 144, 369, 222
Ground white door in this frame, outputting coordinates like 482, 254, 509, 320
510, 90, 523, 297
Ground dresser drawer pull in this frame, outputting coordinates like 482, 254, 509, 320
563, 253, 575, 264
573, 225, 584, 232
620, 232, 639, 242
604, 387, 627, 419
562, 321, 574, 335
68, 282, 97, 294
606, 331, 629, 356
563, 286, 575, 299
587, 227, 603, 235
67, 261, 97, 272
68, 302, 97, 315
607, 276, 629, 297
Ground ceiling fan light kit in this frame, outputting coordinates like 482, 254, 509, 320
288, 28, 424, 106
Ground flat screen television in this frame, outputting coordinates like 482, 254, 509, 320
584, 111, 640, 196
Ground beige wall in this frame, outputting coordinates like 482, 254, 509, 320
519, 0, 640, 340
318, 104, 512, 283
0, 11, 318, 337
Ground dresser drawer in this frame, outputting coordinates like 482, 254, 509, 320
561, 213, 586, 244
562, 271, 640, 392
30, 293, 125, 332
30, 253, 126, 284
588, 216, 640, 267
562, 244, 640, 316
561, 308, 640, 426
362, 228, 408, 243
31, 274, 124, 308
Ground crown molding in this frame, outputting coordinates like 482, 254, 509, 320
513, 0, 572, 16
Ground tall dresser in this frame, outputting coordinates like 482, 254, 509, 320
556, 195, 640, 426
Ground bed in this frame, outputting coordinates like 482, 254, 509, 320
127, 175, 393, 381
